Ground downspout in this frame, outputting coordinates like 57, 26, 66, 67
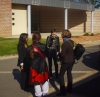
27, 5, 31, 36
91, 11, 94, 33
65, 9, 68, 30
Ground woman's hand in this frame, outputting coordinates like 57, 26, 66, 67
24, 44, 28, 48
20, 66, 24, 70
57, 52, 59, 55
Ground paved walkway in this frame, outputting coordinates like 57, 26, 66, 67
2, 33, 100, 97
1, 53, 100, 97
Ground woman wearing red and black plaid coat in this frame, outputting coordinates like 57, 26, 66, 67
26, 32, 49, 97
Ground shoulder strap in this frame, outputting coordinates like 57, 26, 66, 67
67, 40, 73, 48
67, 40, 78, 64
33, 45, 45, 58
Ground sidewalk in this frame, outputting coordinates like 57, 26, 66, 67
47, 34, 100, 97
48, 90, 87, 97
80, 40, 100, 47
48, 34, 100, 97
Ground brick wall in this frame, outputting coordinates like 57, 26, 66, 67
0, 3, 100, 37
68, 9, 100, 35
68, 9, 91, 33
93, 9, 100, 33
0, 0, 12, 37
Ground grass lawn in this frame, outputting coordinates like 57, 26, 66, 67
0, 37, 18, 41
0, 37, 62, 56
0, 41, 18, 56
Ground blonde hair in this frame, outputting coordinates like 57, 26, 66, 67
62, 30, 71, 38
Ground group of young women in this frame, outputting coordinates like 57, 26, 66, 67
17, 30, 75, 97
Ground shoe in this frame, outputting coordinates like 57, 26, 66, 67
56, 92, 66, 96
56, 86, 66, 96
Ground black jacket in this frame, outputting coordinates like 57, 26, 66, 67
17, 43, 30, 73
17, 44, 27, 67
46, 35, 60, 57
26, 41, 49, 85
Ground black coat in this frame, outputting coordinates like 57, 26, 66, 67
17, 44, 27, 67
17, 44, 30, 72
27, 41, 49, 85
46, 35, 60, 57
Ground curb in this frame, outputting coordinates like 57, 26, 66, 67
0, 55, 18, 60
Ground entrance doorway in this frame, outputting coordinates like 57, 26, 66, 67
31, 11, 40, 32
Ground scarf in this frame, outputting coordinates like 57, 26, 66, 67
63, 38, 70, 42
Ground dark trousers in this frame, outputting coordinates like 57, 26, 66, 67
21, 70, 29, 90
59, 62, 73, 92
48, 56, 58, 77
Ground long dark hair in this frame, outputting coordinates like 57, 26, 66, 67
18, 33, 28, 45
30, 32, 41, 59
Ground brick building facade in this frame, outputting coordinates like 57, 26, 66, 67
0, 0, 12, 37
0, 1, 100, 37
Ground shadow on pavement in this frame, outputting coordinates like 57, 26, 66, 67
12, 69, 35, 96
49, 73, 60, 91
82, 51, 100, 71
47, 46, 100, 97
12, 69, 21, 88
12, 46, 100, 97
72, 46, 100, 97
72, 47, 100, 97
47, 72, 100, 97
73, 72, 100, 97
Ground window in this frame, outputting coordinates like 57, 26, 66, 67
12, 18, 15, 20
12, 13, 14, 15
12, 23, 15, 25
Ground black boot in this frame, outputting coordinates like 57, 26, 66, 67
56, 86, 66, 96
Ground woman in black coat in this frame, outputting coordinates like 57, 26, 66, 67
46, 29, 60, 79
17, 33, 29, 90
27, 32, 49, 97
